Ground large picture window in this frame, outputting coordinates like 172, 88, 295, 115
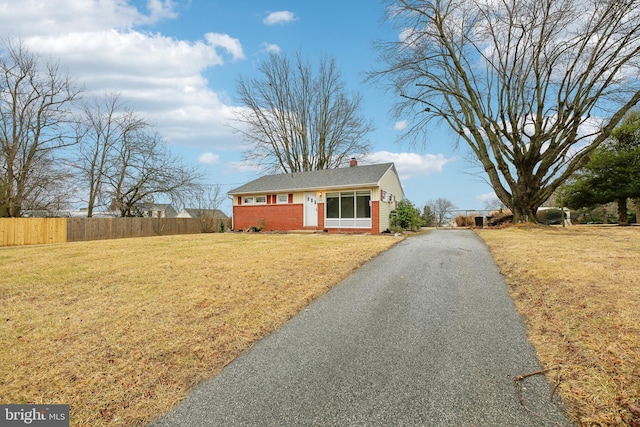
325, 191, 372, 228
341, 192, 355, 218
327, 193, 340, 218
356, 191, 371, 218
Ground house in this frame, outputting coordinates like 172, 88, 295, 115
228, 160, 404, 233
134, 203, 178, 218
176, 208, 229, 220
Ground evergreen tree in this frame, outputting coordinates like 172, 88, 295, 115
564, 112, 640, 225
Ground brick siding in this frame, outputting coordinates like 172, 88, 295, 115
233, 204, 303, 231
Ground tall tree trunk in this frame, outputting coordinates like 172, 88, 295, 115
617, 198, 629, 225
512, 205, 539, 224
509, 181, 541, 223
0, 182, 8, 217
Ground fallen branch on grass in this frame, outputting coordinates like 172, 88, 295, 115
514, 366, 564, 426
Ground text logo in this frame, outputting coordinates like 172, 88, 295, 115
1, 405, 69, 427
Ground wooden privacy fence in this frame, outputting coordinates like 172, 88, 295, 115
1, 217, 233, 246
0, 218, 67, 246
67, 217, 203, 242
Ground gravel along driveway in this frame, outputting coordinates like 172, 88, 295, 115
151, 230, 572, 426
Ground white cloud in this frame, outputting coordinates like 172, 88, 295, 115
263, 11, 297, 26
0, 1, 248, 150
29, 31, 230, 77
198, 152, 220, 164
0, 0, 168, 35
144, 0, 178, 23
363, 151, 453, 180
261, 42, 282, 54
476, 192, 500, 208
26, 30, 243, 148
393, 120, 408, 131
204, 32, 245, 61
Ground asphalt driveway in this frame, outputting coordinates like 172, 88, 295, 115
151, 230, 571, 426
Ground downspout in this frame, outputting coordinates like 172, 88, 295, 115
229, 195, 234, 231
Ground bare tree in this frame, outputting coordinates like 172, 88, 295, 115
0, 39, 80, 217
375, 0, 640, 222
482, 195, 504, 212
20, 151, 75, 212
73, 94, 146, 216
0, 171, 7, 217
103, 125, 202, 217
235, 52, 373, 173
186, 184, 227, 232
429, 198, 457, 227
71, 93, 202, 217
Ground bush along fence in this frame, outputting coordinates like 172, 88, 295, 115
1, 217, 233, 247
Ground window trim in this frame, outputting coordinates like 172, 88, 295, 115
324, 190, 372, 228
356, 191, 372, 218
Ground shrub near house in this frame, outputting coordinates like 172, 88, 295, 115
390, 200, 422, 232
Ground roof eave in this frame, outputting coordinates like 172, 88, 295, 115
228, 182, 381, 196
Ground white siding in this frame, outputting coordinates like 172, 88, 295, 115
377, 167, 405, 232
324, 218, 372, 228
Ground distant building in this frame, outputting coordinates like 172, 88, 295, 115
132, 203, 179, 218
176, 208, 229, 220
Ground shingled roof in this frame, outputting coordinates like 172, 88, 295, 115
228, 163, 397, 195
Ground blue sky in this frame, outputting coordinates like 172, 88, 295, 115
0, 0, 497, 214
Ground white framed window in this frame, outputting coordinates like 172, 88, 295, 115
325, 190, 372, 228
326, 191, 371, 219
243, 196, 254, 204
255, 195, 267, 204
277, 194, 288, 204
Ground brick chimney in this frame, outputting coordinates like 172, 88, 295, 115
349, 158, 358, 167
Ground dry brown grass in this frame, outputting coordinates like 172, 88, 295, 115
0, 233, 401, 427
476, 226, 640, 426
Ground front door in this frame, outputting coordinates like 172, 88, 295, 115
304, 193, 318, 227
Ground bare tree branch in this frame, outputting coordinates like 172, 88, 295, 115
102, 120, 202, 217
373, 0, 640, 222
0, 38, 81, 217
72, 93, 142, 216
234, 52, 373, 173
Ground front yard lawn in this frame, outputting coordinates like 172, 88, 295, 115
0, 233, 400, 426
